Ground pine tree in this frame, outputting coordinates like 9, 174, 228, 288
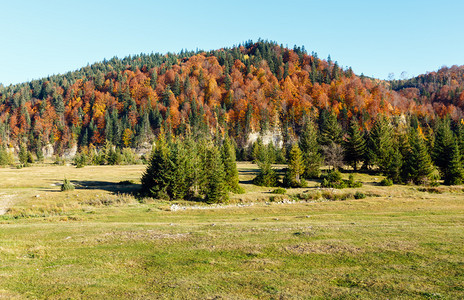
385, 145, 403, 183
18, 143, 28, 166
444, 140, 463, 185
401, 128, 434, 185
455, 121, 464, 161
168, 140, 189, 199
140, 131, 172, 199
284, 143, 305, 186
367, 115, 393, 173
253, 143, 279, 187
203, 144, 228, 203
319, 110, 342, 145
221, 136, 242, 193
344, 118, 366, 171
432, 118, 454, 181
299, 119, 322, 178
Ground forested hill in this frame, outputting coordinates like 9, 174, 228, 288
391, 65, 464, 117
0, 40, 463, 155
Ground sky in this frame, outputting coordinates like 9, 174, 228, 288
1, 0, 463, 86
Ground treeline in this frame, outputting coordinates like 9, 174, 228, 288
1, 40, 464, 160
249, 112, 464, 187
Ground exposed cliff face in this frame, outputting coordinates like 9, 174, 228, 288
247, 130, 284, 147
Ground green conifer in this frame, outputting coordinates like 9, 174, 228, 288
402, 128, 434, 184
299, 119, 322, 178
319, 110, 342, 145
221, 136, 242, 193
203, 145, 228, 203
141, 130, 172, 199
344, 118, 366, 171
367, 115, 393, 173
285, 143, 305, 186
444, 140, 463, 185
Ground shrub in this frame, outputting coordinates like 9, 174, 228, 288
297, 191, 322, 200
347, 174, 363, 188
354, 191, 366, 199
61, 178, 74, 192
272, 188, 287, 194
321, 171, 363, 189
380, 178, 393, 186
320, 170, 346, 189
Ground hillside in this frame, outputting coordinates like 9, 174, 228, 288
0, 40, 463, 155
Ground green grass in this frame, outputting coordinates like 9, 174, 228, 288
0, 163, 463, 299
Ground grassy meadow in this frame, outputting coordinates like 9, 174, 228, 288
0, 163, 463, 299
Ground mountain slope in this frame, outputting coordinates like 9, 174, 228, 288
0, 40, 462, 154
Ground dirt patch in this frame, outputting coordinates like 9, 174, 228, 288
0, 194, 15, 215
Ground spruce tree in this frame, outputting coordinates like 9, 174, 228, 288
367, 115, 393, 173
444, 140, 463, 185
284, 143, 305, 187
299, 119, 322, 178
344, 118, 366, 171
385, 145, 403, 183
141, 131, 172, 199
203, 145, 228, 203
253, 142, 279, 187
168, 140, 189, 199
221, 136, 242, 193
251, 137, 264, 163
455, 121, 464, 161
18, 143, 28, 166
401, 128, 434, 185
432, 118, 454, 181
319, 110, 342, 145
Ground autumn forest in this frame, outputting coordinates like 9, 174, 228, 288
1, 40, 464, 165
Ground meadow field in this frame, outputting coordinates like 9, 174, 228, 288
1, 163, 463, 299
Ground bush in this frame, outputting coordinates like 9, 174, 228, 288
354, 191, 366, 199
380, 178, 393, 186
347, 174, 363, 188
61, 178, 74, 192
272, 188, 287, 194
320, 170, 346, 189
321, 171, 363, 189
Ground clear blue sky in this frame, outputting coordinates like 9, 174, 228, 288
1, 0, 463, 85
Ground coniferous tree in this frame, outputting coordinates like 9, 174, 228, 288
455, 121, 464, 161
299, 119, 322, 178
253, 142, 279, 187
283, 143, 305, 187
344, 118, 366, 171
444, 140, 463, 185
0, 146, 13, 166
432, 118, 454, 181
385, 145, 403, 183
401, 128, 434, 184
319, 110, 342, 145
367, 115, 393, 173
221, 136, 242, 193
18, 143, 29, 166
141, 131, 172, 199
202, 144, 228, 203
168, 140, 189, 199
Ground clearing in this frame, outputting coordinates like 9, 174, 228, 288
0, 163, 463, 299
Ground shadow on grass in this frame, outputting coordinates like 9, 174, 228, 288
71, 180, 141, 195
